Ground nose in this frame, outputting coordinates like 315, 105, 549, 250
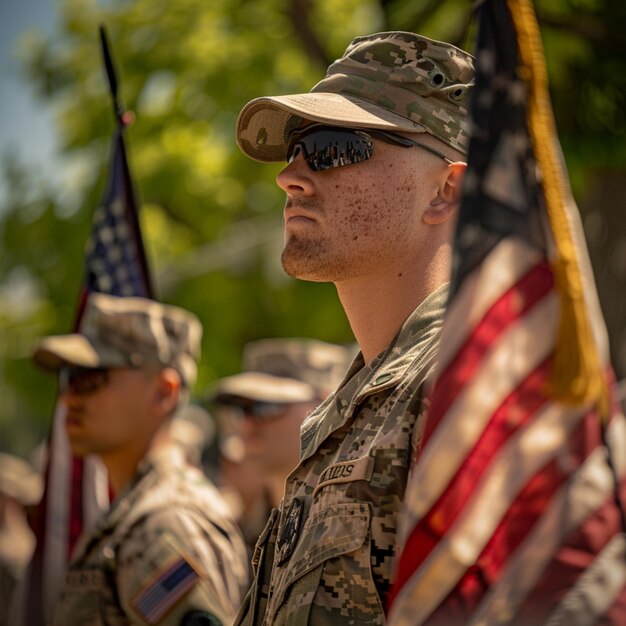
238, 415, 261, 437
59, 387, 80, 406
276, 150, 315, 196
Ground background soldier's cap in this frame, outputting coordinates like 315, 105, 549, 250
212, 338, 356, 404
32, 293, 203, 388
237, 31, 475, 162
0, 452, 43, 506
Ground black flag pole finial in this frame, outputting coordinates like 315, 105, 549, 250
99, 25, 133, 128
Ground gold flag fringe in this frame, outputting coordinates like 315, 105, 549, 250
507, 0, 609, 418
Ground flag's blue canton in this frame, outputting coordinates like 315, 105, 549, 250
84, 133, 149, 297
133, 558, 198, 624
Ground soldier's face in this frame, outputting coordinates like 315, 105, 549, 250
59, 367, 162, 459
239, 401, 316, 473
277, 129, 446, 284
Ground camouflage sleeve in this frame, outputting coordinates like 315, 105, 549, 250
116, 507, 249, 626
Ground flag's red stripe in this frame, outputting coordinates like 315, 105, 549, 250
510, 471, 626, 626
423, 409, 602, 625
603, 582, 626, 626
422, 260, 553, 449
391, 358, 551, 603
421, 457, 571, 626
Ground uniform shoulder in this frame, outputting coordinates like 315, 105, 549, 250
114, 478, 249, 626
116, 530, 237, 626
130, 459, 235, 530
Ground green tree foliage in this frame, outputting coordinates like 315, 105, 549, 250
1, 0, 625, 454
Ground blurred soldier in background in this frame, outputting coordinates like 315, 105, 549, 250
211, 338, 354, 555
0, 452, 42, 626
33, 293, 248, 626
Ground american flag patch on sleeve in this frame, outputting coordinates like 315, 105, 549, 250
131, 555, 200, 624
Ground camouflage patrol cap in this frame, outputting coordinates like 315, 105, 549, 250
33, 293, 202, 388
213, 338, 356, 404
237, 31, 475, 162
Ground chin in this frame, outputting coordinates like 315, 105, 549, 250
281, 251, 336, 282
67, 445, 90, 458
66, 435, 95, 458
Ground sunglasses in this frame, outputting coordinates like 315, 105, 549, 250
286, 124, 454, 172
218, 400, 289, 423
59, 367, 110, 395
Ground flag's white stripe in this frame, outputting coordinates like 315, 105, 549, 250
82, 455, 109, 533
391, 400, 588, 626
605, 410, 626, 477
43, 401, 71, 616
545, 533, 626, 626
436, 238, 544, 375
467, 443, 618, 626
403, 291, 558, 527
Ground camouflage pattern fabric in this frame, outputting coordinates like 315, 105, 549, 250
236, 32, 475, 163
214, 339, 356, 405
33, 293, 203, 389
52, 446, 249, 626
234, 285, 448, 626
243, 339, 356, 400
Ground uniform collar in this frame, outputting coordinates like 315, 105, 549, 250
300, 283, 449, 462
69, 444, 186, 563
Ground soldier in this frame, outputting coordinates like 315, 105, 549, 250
234, 32, 473, 624
33, 293, 249, 626
211, 339, 354, 553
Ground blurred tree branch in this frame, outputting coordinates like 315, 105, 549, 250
286, 0, 332, 68
538, 11, 626, 53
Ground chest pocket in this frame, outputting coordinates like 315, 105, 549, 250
53, 568, 109, 626
267, 501, 372, 626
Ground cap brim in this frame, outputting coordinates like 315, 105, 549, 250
236, 92, 428, 163
212, 372, 316, 404
33, 334, 125, 371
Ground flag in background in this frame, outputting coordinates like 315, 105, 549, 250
388, 0, 626, 625
18, 27, 154, 625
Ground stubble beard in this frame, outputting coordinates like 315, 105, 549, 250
280, 235, 328, 281
280, 197, 358, 282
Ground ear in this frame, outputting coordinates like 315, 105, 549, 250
153, 368, 181, 417
422, 162, 466, 225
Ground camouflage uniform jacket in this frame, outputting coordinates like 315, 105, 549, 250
235, 285, 448, 626
52, 446, 249, 626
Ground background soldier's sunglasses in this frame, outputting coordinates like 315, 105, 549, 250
59, 366, 110, 395
217, 400, 290, 423
286, 124, 454, 172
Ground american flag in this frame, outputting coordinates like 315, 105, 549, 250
18, 29, 153, 625
387, 1, 626, 625
82, 125, 153, 299
131, 556, 199, 624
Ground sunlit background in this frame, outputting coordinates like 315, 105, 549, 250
1, 0, 625, 456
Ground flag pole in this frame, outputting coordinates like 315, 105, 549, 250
99, 25, 127, 127
95, 25, 154, 300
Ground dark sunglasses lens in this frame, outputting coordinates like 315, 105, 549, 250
288, 129, 374, 171
60, 367, 109, 395
221, 401, 285, 422
249, 402, 285, 421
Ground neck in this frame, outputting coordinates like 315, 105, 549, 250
336, 245, 451, 364
100, 446, 148, 496
100, 425, 170, 496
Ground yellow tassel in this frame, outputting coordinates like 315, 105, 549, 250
506, 0, 609, 419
